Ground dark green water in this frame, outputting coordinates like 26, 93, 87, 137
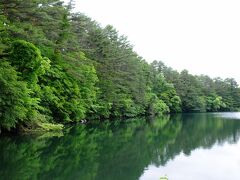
1, 113, 240, 180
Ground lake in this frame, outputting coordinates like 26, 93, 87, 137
1, 113, 240, 180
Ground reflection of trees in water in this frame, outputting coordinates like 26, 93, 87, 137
1, 114, 240, 180
168, 113, 240, 156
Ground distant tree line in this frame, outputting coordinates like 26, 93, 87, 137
151, 61, 240, 112
0, 0, 239, 131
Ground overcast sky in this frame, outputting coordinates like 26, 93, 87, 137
73, 0, 240, 82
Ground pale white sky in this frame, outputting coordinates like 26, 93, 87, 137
73, 0, 240, 82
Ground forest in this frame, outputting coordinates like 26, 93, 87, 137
1, 0, 240, 132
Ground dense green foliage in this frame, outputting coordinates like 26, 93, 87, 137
152, 61, 240, 112
0, 0, 240, 131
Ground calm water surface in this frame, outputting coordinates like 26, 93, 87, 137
1, 113, 240, 180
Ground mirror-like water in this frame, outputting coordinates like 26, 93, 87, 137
1, 113, 240, 180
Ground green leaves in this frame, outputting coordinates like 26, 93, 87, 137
0, 61, 31, 130
9, 40, 50, 84
39, 65, 86, 122
1, 0, 240, 132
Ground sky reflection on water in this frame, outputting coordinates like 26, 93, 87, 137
140, 140, 240, 180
